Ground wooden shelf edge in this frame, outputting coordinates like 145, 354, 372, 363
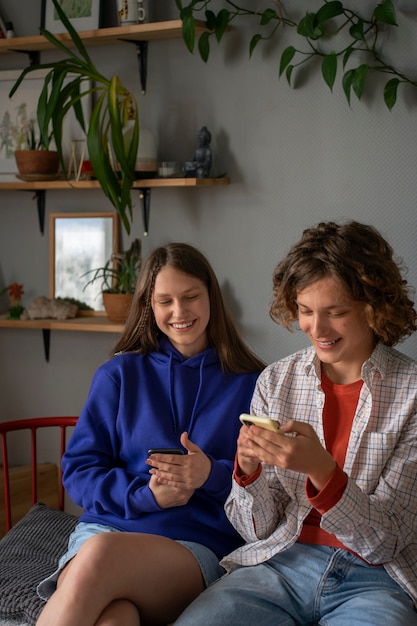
0, 316, 124, 333
0, 177, 230, 191
0, 20, 208, 54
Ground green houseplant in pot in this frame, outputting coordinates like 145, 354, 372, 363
84, 238, 142, 323
14, 118, 59, 179
9, 0, 139, 234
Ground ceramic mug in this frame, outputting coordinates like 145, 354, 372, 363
117, 0, 146, 24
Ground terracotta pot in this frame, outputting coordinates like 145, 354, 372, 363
14, 150, 60, 177
102, 292, 133, 323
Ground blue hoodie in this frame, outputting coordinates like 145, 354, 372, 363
62, 336, 261, 558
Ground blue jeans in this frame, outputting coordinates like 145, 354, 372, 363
174, 543, 417, 625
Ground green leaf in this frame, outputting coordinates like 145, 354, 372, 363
342, 69, 354, 105
373, 0, 397, 26
249, 34, 263, 57
181, 8, 195, 52
322, 53, 337, 91
198, 31, 210, 62
279, 46, 296, 77
260, 8, 277, 26
384, 78, 400, 110
315, 1, 344, 24
297, 13, 324, 40
349, 19, 365, 41
204, 10, 216, 31
285, 65, 294, 86
352, 64, 368, 100
214, 9, 230, 43
343, 46, 354, 68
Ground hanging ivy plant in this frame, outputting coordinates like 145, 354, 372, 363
176, 0, 417, 110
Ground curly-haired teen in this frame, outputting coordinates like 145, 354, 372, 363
175, 221, 417, 626
36, 243, 264, 626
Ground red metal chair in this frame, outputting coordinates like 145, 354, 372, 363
0, 417, 78, 533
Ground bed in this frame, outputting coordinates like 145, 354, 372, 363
0, 417, 78, 626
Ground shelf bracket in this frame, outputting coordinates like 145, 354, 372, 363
120, 39, 148, 93
136, 41, 148, 94
19, 189, 46, 235
42, 329, 51, 362
35, 190, 46, 235
11, 49, 40, 66
138, 187, 151, 236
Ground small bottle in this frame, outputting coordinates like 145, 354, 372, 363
5, 22, 15, 38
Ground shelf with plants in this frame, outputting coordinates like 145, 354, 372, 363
0, 176, 231, 235
0, 7, 230, 352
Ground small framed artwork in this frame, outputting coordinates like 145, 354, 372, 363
49, 212, 119, 313
41, 0, 102, 34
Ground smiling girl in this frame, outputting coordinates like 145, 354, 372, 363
35, 243, 264, 626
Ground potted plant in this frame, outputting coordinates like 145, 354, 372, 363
83, 238, 142, 323
14, 118, 59, 179
9, 0, 139, 234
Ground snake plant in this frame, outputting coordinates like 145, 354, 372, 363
9, 0, 139, 234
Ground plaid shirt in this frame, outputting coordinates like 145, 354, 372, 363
223, 343, 417, 606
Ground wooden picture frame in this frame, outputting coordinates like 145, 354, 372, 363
49, 212, 119, 314
41, 0, 102, 34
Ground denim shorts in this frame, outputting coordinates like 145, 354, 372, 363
37, 522, 225, 601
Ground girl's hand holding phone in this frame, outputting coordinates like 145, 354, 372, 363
147, 432, 211, 493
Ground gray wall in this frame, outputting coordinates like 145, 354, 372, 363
1, 2, 417, 489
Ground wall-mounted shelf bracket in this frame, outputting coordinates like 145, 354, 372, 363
42, 329, 51, 362
11, 49, 40, 66
35, 190, 46, 235
121, 39, 148, 93
138, 187, 151, 236
19, 189, 46, 235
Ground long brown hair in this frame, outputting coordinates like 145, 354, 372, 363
269, 221, 417, 346
113, 243, 265, 373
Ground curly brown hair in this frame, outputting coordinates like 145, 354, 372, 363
270, 221, 417, 346
113, 243, 265, 373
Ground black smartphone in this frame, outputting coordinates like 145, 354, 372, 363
148, 448, 185, 456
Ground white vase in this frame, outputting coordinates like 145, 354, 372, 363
136, 124, 157, 177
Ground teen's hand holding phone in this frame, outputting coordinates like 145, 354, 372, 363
237, 415, 336, 490
237, 414, 284, 476
146, 432, 212, 508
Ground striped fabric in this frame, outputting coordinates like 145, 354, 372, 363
0, 503, 77, 624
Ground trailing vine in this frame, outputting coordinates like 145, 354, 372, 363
175, 0, 417, 110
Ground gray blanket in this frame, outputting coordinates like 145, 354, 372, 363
0, 503, 78, 625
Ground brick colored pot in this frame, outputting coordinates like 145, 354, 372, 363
102, 292, 133, 323
14, 150, 60, 176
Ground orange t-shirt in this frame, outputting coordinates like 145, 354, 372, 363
298, 372, 362, 549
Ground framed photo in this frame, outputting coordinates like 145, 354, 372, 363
41, 0, 101, 34
49, 212, 119, 313
0, 69, 91, 174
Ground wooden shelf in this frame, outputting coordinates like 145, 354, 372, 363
0, 20, 207, 54
0, 176, 230, 191
0, 316, 124, 333
0, 316, 124, 361
0, 177, 230, 234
